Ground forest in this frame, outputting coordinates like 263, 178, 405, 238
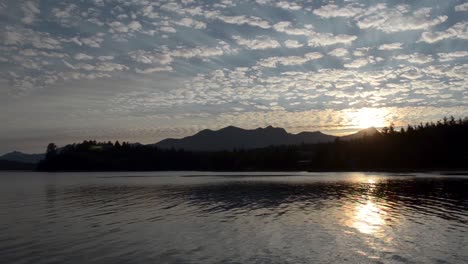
37, 116, 468, 171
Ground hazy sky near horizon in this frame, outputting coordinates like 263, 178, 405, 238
0, 0, 467, 153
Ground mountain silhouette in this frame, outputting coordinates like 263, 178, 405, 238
154, 126, 377, 151
340, 127, 379, 141
0, 151, 45, 164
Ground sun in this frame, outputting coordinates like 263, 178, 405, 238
345, 108, 388, 129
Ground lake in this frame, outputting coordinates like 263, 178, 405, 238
0, 171, 467, 263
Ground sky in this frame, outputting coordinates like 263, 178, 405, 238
0, 0, 467, 154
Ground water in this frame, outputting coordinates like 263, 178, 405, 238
0, 172, 467, 264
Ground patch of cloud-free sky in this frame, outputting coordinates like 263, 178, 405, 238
0, 0, 467, 153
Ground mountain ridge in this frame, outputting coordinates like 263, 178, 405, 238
0, 151, 45, 164
154, 126, 378, 151
1, 127, 379, 156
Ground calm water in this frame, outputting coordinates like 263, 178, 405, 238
0, 172, 467, 264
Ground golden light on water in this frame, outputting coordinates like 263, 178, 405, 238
367, 178, 376, 185
352, 200, 387, 235
345, 107, 389, 129
345, 177, 388, 237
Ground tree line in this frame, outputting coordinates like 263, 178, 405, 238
37, 116, 468, 171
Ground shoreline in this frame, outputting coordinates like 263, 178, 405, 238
11, 168, 468, 175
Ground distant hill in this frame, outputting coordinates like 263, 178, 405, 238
0, 151, 45, 164
340, 127, 379, 141
0, 160, 36, 170
0, 127, 379, 160
154, 126, 377, 151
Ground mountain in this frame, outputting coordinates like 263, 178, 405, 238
340, 127, 379, 141
154, 126, 376, 151
0, 160, 36, 170
0, 151, 45, 164
1, 127, 380, 159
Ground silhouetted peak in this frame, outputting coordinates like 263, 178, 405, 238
357, 127, 379, 135
339, 127, 380, 141
154, 124, 336, 151
259, 125, 287, 133
296, 131, 323, 136
0, 151, 45, 164
196, 129, 214, 135
220, 125, 243, 131
2, 151, 23, 156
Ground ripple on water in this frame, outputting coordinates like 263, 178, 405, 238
0, 172, 467, 263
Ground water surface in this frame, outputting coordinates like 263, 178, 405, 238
1, 171, 467, 263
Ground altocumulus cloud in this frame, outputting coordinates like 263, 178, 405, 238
0, 0, 467, 153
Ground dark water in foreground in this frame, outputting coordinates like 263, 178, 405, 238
0, 172, 467, 264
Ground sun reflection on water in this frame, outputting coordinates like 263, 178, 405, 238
340, 176, 396, 260
345, 177, 388, 237
352, 200, 387, 235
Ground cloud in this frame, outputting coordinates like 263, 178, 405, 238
328, 48, 349, 57
394, 53, 434, 64
216, 15, 270, 29
175, 18, 206, 29
273, 21, 313, 36
109, 21, 142, 33
66, 35, 105, 48
214, 0, 237, 9
170, 47, 221, 58
454, 3, 468, 12
19, 49, 67, 58
74, 53, 94, 60
136, 66, 173, 74
128, 21, 143, 31
1, 0, 467, 148
256, 52, 323, 68
81, 35, 105, 48
128, 42, 235, 70
307, 32, 357, 47
51, 4, 80, 27
378, 43, 403, 50
344, 58, 371, 68
95, 62, 129, 72
273, 21, 311, 35
92, 0, 104, 7
313, 4, 363, 18
276, 1, 301, 11
233, 35, 280, 50
129, 50, 173, 65
419, 22, 468, 43
160, 26, 176, 33
284, 40, 303, 48
352, 47, 371, 57
140, 5, 159, 19
400, 69, 423, 80
437, 51, 468, 62
170, 42, 237, 58
3, 27, 62, 50
21, 1, 40, 24
98, 56, 114, 61
356, 4, 448, 33
62, 60, 76, 70
160, 2, 186, 15
272, 21, 357, 46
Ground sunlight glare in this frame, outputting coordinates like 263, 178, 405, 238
352, 200, 387, 235
345, 108, 388, 129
